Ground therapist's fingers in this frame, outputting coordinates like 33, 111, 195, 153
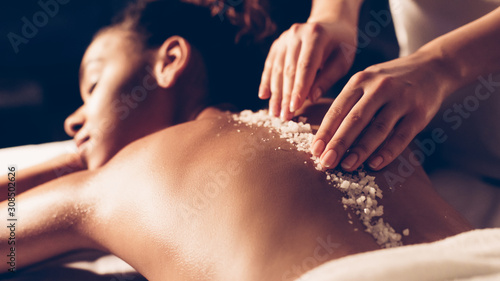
269, 47, 286, 117
311, 83, 364, 158
339, 104, 407, 172
281, 39, 302, 120
258, 42, 277, 100
309, 51, 350, 105
289, 37, 326, 113
367, 114, 425, 171
318, 91, 385, 169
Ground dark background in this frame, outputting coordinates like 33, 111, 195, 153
0, 0, 397, 149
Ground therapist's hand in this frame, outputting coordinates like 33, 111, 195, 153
258, 21, 357, 120
311, 50, 453, 171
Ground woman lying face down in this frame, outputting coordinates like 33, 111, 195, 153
0, 1, 472, 280
65, 2, 236, 170
66, 27, 207, 170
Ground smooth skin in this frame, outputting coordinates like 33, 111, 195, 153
0, 152, 84, 202
0, 29, 471, 280
260, 1, 500, 172
258, 0, 362, 119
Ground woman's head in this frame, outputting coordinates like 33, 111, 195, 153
109, 0, 274, 107
65, 0, 274, 169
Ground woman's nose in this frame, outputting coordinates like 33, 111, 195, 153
64, 106, 85, 137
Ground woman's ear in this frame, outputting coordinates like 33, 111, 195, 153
153, 36, 191, 89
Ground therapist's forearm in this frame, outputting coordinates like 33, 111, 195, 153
308, 0, 364, 25
418, 6, 500, 95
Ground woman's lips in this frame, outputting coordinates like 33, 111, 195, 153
75, 136, 90, 153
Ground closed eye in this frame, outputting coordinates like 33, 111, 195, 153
88, 82, 98, 94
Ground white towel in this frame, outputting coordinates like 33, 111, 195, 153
299, 229, 500, 281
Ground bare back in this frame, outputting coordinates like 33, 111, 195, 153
82, 109, 471, 280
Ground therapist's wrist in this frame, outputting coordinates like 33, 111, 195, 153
413, 46, 463, 101
308, 0, 362, 26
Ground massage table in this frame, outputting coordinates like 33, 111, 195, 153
1, 140, 499, 280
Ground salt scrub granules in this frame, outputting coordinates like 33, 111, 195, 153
232, 110, 408, 248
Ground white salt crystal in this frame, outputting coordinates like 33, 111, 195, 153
340, 181, 350, 189
231, 109, 405, 248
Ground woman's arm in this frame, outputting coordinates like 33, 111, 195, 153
0, 169, 98, 273
0, 152, 85, 202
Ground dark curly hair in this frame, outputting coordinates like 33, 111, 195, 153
99, 0, 275, 110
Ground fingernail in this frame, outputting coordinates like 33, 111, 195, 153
311, 139, 326, 156
259, 86, 269, 99
280, 109, 292, 120
290, 99, 296, 112
270, 107, 277, 117
313, 88, 322, 102
321, 149, 337, 168
258, 87, 264, 98
269, 105, 279, 117
341, 153, 358, 170
369, 156, 383, 169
